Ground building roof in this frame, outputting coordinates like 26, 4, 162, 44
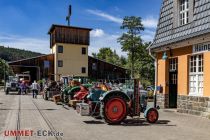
88, 56, 127, 70
48, 24, 92, 34
8, 54, 54, 64
8, 54, 127, 70
150, 0, 210, 50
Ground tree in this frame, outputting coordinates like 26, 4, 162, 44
120, 56, 127, 67
92, 47, 125, 67
91, 53, 97, 58
0, 59, 14, 84
118, 16, 144, 78
0, 46, 42, 62
97, 48, 113, 61
134, 42, 155, 85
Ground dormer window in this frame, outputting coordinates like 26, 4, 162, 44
180, 0, 189, 26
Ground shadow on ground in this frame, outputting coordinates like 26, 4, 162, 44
0, 108, 57, 111
83, 118, 175, 127
83, 120, 105, 124
122, 119, 175, 126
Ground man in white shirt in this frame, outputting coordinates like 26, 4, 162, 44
32, 80, 39, 98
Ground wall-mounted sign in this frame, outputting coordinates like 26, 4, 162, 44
193, 42, 210, 53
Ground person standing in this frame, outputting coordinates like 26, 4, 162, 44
32, 80, 39, 98
20, 81, 27, 95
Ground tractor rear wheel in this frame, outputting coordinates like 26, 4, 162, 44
146, 108, 159, 123
103, 95, 127, 124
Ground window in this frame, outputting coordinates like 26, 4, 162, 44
81, 67, 86, 73
180, 0, 189, 26
189, 54, 203, 96
82, 47, 86, 55
58, 60, 63, 67
169, 58, 178, 71
58, 45, 63, 53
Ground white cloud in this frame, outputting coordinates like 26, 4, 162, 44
0, 34, 49, 54
89, 28, 156, 56
0, 28, 155, 59
87, 9, 123, 24
90, 29, 105, 37
87, 9, 158, 29
89, 29, 126, 56
141, 29, 156, 42
142, 17, 158, 28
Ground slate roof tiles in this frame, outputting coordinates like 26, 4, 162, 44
150, 0, 210, 49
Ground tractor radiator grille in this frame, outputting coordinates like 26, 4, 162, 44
11, 83, 16, 87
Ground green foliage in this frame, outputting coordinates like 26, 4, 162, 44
0, 46, 42, 62
0, 58, 14, 82
92, 47, 125, 67
120, 56, 127, 66
118, 16, 144, 78
118, 16, 154, 86
0, 46, 42, 82
120, 16, 144, 35
134, 42, 155, 85
91, 53, 97, 58
97, 48, 113, 61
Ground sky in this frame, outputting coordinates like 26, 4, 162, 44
0, 0, 162, 56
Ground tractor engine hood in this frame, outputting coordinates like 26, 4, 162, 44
99, 90, 131, 102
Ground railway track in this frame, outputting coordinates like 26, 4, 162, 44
16, 95, 21, 140
31, 99, 63, 140
15, 95, 62, 140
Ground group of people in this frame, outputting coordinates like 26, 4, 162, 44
19, 80, 42, 99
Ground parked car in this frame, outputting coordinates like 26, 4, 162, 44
146, 86, 154, 91
140, 87, 148, 96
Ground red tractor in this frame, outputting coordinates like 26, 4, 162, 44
73, 85, 89, 101
81, 79, 159, 124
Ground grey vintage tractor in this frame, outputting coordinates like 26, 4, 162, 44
5, 76, 20, 95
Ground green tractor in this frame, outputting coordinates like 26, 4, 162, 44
61, 83, 92, 103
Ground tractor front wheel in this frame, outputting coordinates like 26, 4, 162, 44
146, 108, 159, 123
103, 95, 127, 124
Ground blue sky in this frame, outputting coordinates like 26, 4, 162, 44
0, 0, 162, 56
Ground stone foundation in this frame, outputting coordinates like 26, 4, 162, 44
156, 93, 169, 108
177, 95, 210, 119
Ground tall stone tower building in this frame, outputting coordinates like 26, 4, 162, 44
48, 24, 92, 81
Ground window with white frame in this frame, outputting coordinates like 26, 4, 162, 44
180, 0, 189, 26
169, 58, 178, 71
189, 54, 203, 96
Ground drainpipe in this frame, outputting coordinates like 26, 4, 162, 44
148, 44, 157, 108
